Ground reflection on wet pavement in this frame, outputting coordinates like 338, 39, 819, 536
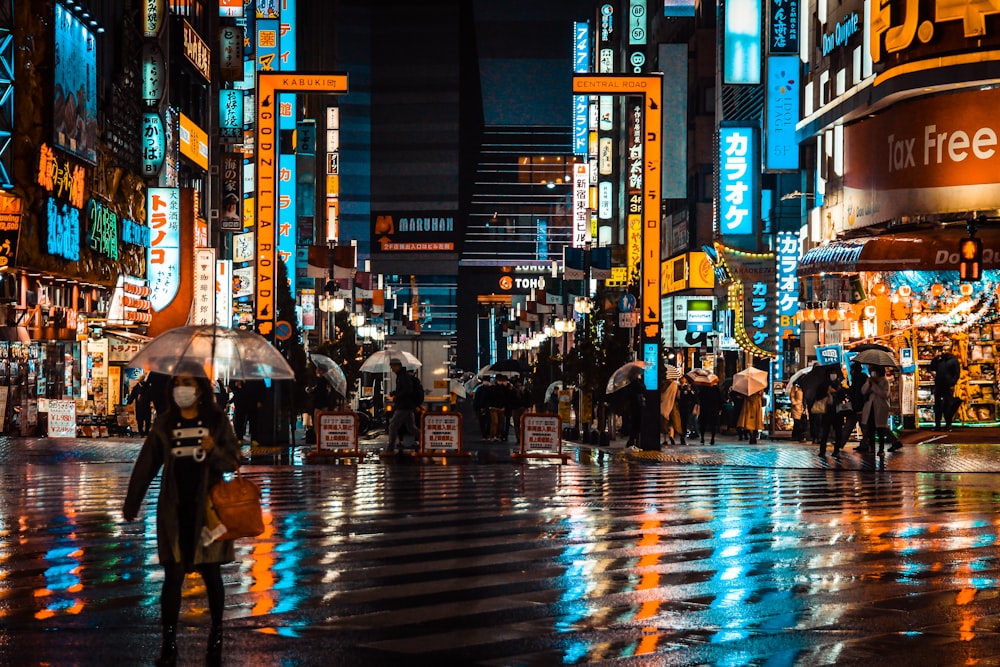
4, 458, 1000, 664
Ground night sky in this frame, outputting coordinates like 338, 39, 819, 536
474, 0, 597, 126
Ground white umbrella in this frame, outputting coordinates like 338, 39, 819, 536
127, 325, 294, 381
785, 364, 816, 395
448, 379, 467, 399
310, 354, 348, 397
665, 365, 683, 380
544, 381, 563, 403
360, 349, 421, 373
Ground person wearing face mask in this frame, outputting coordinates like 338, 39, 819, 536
122, 362, 241, 667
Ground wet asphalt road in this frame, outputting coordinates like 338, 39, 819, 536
3, 433, 1000, 666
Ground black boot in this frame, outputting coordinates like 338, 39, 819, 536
156, 626, 177, 666
206, 624, 223, 666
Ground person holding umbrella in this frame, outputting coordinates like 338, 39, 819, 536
737, 389, 764, 444
861, 365, 904, 454
930, 345, 961, 431
122, 361, 242, 666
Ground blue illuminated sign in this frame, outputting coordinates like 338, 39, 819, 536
765, 56, 799, 171
719, 125, 758, 236
643, 343, 658, 391
724, 0, 762, 84
573, 22, 590, 155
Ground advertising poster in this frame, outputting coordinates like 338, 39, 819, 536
48, 399, 76, 438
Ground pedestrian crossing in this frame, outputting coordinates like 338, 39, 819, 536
3, 461, 1000, 665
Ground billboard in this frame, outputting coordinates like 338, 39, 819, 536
53, 4, 98, 164
724, 0, 762, 84
719, 125, 759, 236
764, 55, 799, 171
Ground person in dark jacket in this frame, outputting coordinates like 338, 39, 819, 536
696, 382, 724, 445
386, 358, 419, 452
122, 362, 241, 666
931, 346, 962, 430
472, 377, 492, 439
843, 362, 868, 452
127, 375, 153, 436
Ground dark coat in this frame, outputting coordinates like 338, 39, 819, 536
931, 352, 961, 388
123, 411, 241, 567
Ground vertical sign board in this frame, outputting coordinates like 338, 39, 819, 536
256, 73, 347, 336
764, 55, 800, 171
572, 74, 662, 385
421, 412, 462, 454
724, 0, 762, 84
572, 22, 590, 156
572, 163, 591, 247
719, 125, 758, 236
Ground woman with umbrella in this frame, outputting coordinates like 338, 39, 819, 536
737, 389, 764, 444
122, 361, 242, 666
861, 364, 904, 454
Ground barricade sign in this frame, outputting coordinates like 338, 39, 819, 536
306, 410, 361, 461
417, 411, 470, 459
514, 412, 569, 463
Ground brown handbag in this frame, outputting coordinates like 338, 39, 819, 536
208, 468, 264, 541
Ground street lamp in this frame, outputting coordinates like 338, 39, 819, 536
318, 294, 346, 313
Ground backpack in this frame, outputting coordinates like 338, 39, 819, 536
410, 374, 425, 406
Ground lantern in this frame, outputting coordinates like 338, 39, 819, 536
931, 283, 944, 297
897, 285, 912, 298
872, 282, 888, 296
863, 305, 877, 319
960, 283, 974, 296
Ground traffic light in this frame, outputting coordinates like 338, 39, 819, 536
959, 236, 982, 282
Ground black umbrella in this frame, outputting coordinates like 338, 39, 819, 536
797, 365, 841, 405
487, 358, 529, 373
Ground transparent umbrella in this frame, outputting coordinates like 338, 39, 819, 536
310, 354, 348, 397
360, 349, 421, 373
127, 325, 294, 381
606, 361, 648, 394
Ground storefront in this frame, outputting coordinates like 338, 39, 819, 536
798, 227, 1000, 428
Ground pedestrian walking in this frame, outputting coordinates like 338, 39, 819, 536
696, 381, 723, 445
843, 362, 868, 452
861, 365, 903, 455
817, 369, 848, 457
677, 379, 698, 440
737, 390, 764, 444
485, 376, 508, 441
930, 345, 961, 430
308, 365, 335, 415
121, 362, 241, 667
622, 379, 644, 448
495, 375, 516, 441
659, 378, 682, 447
127, 374, 153, 436
510, 378, 531, 444
230, 380, 264, 444
789, 381, 808, 442
386, 357, 420, 452
473, 377, 492, 439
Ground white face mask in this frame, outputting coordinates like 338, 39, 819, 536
173, 386, 198, 409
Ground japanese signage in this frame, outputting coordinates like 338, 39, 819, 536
219, 90, 243, 139
0, 193, 21, 269
573, 22, 590, 155
871, 0, 1000, 67
86, 199, 119, 260
143, 0, 165, 37
724, 245, 777, 357
181, 19, 211, 82
37, 143, 86, 209
421, 413, 461, 453
719, 125, 758, 236
316, 411, 358, 453
371, 212, 457, 252
47, 399, 76, 438
521, 414, 561, 454
142, 112, 165, 176
220, 153, 242, 231
46, 198, 81, 261
216, 260, 233, 326
146, 188, 180, 312
768, 0, 799, 54
572, 163, 590, 248
775, 230, 799, 340
765, 56, 799, 171
179, 113, 209, 170
142, 43, 166, 107
219, 26, 244, 81
192, 248, 216, 325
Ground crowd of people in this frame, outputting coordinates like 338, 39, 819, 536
471, 375, 533, 443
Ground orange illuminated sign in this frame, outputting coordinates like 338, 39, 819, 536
256, 73, 348, 335
572, 74, 662, 329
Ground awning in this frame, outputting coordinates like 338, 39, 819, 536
797, 227, 1000, 277
105, 329, 152, 343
